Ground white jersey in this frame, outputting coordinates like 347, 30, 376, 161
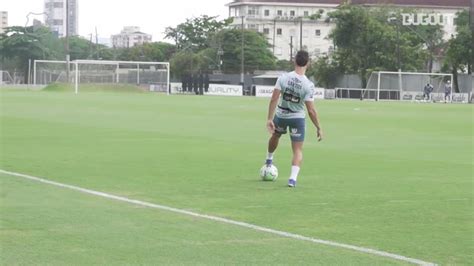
275, 71, 315, 119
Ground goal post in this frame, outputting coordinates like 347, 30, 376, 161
72, 60, 170, 94
33, 60, 70, 85
365, 71, 453, 101
0, 71, 14, 85
33, 59, 170, 94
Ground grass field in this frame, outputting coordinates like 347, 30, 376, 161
0, 88, 472, 265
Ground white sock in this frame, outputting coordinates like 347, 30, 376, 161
289, 166, 300, 181
266, 152, 274, 160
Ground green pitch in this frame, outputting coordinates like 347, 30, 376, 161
0, 88, 472, 265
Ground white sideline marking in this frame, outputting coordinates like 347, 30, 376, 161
1, 169, 436, 266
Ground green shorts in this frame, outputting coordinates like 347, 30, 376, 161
273, 116, 306, 142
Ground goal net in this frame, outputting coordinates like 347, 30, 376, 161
34, 60, 71, 85
33, 60, 170, 94
73, 60, 170, 94
0, 71, 14, 85
364, 71, 453, 101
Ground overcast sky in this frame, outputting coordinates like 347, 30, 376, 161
3, 0, 230, 42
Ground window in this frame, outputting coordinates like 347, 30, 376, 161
248, 6, 258, 16
315, 29, 321, 37
230, 7, 239, 17
277, 28, 282, 35
54, 2, 63, 8
290, 10, 296, 17
263, 28, 270, 34
264, 10, 270, 16
304, 11, 309, 17
277, 10, 283, 16
53, 19, 63, 25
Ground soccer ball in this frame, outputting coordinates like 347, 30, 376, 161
260, 164, 278, 181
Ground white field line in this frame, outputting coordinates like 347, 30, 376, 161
0, 169, 436, 266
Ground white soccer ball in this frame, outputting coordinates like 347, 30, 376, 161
260, 164, 278, 181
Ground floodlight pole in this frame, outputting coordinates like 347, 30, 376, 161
393, 17, 402, 100
33, 60, 37, 85
65, 0, 70, 83
273, 19, 276, 55
377, 71, 381, 102
137, 63, 140, 85
290, 36, 294, 61
396, 21, 401, 72
28, 59, 32, 87
299, 17, 303, 50
74, 61, 78, 94
240, 16, 245, 86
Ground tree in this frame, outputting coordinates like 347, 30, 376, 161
67, 36, 109, 60
165, 15, 233, 51
276, 60, 294, 71
0, 26, 63, 82
328, 5, 430, 87
444, 10, 472, 92
405, 23, 444, 73
212, 29, 277, 73
170, 50, 212, 78
115, 42, 176, 62
310, 56, 343, 89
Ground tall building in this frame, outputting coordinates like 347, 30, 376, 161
226, 0, 470, 61
0, 11, 8, 34
111, 26, 152, 48
44, 0, 78, 37
227, 0, 342, 61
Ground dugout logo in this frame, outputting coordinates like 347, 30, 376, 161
401, 13, 455, 26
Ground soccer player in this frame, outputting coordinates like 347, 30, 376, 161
423, 83, 433, 102
264, 50, 323, 188
444, 80, 452, 103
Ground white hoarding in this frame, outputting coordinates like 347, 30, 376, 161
169, 83, 242, 96
255, 86, 274, 97
255, 85, 324, 99
206, 84, 242, 96
313, 88, 325, 99
170, 82, 182, 94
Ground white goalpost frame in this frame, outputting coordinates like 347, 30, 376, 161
72, 60, 170, 95
33, 59, 170, 94
376, 71, 453, 102
33, 60, 69, 86
0, 71, 15, 85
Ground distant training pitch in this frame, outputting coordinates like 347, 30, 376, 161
0, 88, 472, 265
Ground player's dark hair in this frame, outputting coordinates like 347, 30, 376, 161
295, 50, 309, 67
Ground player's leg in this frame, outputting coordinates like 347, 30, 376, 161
266, 116, 287, 166
291, 141, 304, 166
287, 118, 305, 187
288, 141, 304, 187
266, 133, 281, 165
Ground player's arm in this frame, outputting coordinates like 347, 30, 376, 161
266, 89, 281, 134
305, 100, 323, 141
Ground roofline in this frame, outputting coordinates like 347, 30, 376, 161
226, 1, 341, 7
352, 3, 469, 9
226, 1, 470, 9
